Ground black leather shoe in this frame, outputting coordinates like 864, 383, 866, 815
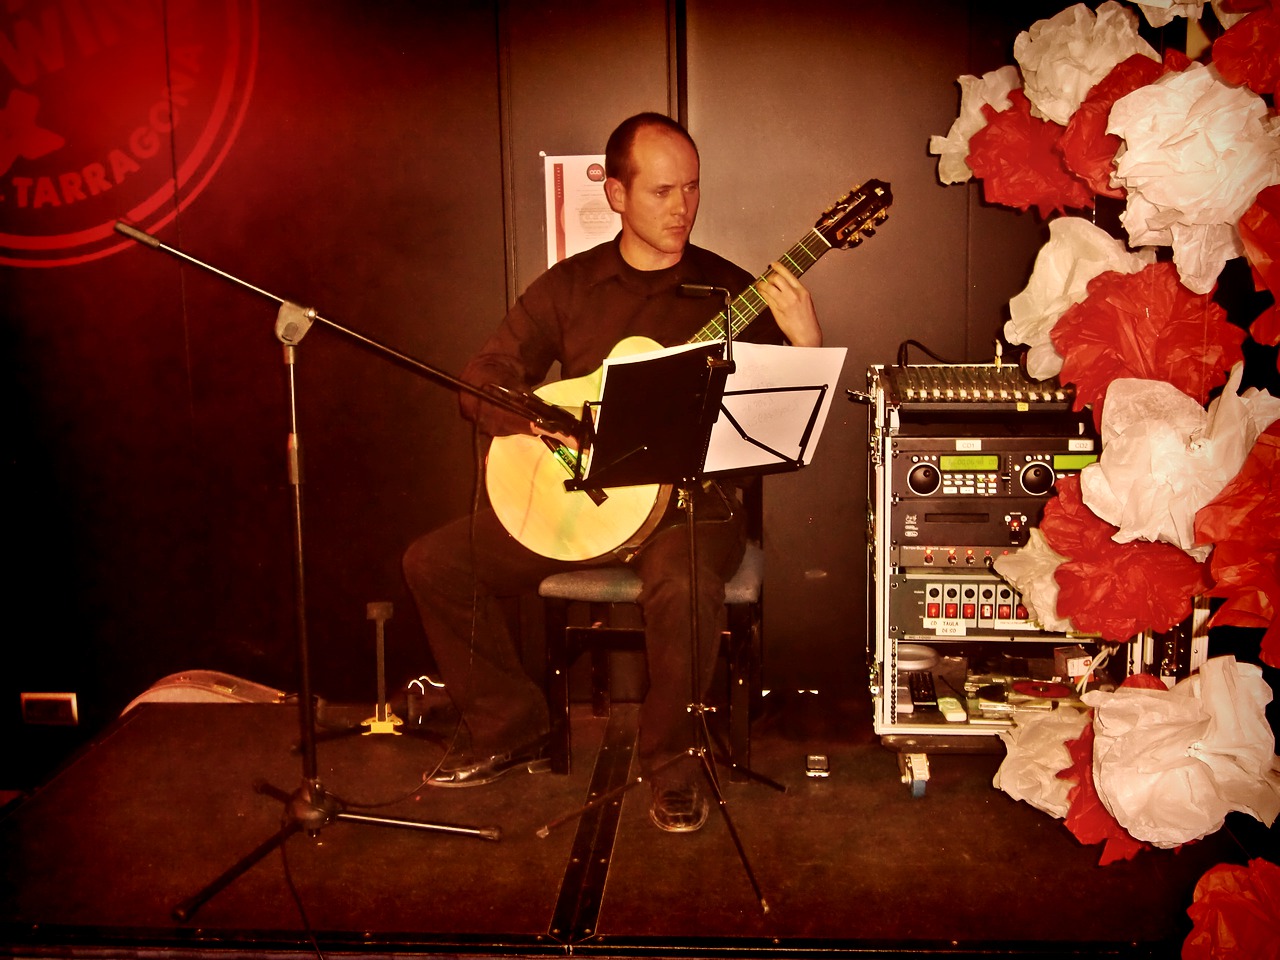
428, 735, 552, 788
649, 782, 709, 833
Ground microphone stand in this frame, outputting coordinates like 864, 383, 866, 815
113, 222, 556, 923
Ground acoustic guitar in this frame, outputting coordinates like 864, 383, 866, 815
486, 179, 893, 562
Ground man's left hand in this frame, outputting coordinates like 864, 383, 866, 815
756, 262, 822, 347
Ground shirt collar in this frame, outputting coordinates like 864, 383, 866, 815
585, 233, 700, 290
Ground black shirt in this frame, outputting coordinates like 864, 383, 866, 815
461, 235, 784, 436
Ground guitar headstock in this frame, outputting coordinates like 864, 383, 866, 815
815, 179, 892, 249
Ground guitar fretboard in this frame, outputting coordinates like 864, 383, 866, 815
688, 228, 834, 345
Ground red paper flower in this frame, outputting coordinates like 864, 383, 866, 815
1040, 476, 1211, 641
1195, 421, 1280, 667
1239, 184, 1280, 322
966, 89, 1096, 218
1052, 261, 1245, 429
1037, 473, 1118, 558
1056, 673, 1167, 866
1239, 184, 1280, 368
1059, 51, 1188, 199
1184, 858, 1280, 960
1213, 3, 1280, 96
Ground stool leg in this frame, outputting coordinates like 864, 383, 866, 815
727, 611, 752, 781
544, 598, 572, 775
588, 604, 612, 718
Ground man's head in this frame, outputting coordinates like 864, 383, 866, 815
604, 113, 698, 188
604, 113, 701, 271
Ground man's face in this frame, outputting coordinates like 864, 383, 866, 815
607, 126, 700, 270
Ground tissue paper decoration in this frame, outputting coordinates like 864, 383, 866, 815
966, 89, 1096, 218
1194, 419, 1280, 666
1212, 1, 1280, 95
1039, 475, 1209, 639
1184, 858, 1280, 960
1059, 51, 1188, 199
1133, 0, 1207, 28
994, 707, 1092, 819
928, 65, 1022, 185
1058, 672, 1168, 865
1083, 655, 1280, 847
1005, 217, 1155, 381
1013, 2, 1159, 126
1108, 62, 1280, 294
1051, 260, 1244, 429
992, 527, 1075, 633
1238, 183, 1280, 356
1080, 364, 1280, 558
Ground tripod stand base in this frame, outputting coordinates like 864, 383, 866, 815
361, 709, 404, 735
172, 777, 500, 923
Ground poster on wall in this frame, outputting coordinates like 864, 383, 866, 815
542, 154, 618, 268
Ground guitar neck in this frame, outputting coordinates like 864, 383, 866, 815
688, 227, 833, 345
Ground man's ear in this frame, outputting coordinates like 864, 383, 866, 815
604, 177, 626, 215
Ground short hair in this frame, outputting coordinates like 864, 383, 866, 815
604, 113, 699, 188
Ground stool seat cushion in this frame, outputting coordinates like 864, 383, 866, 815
538, 541, 763, 605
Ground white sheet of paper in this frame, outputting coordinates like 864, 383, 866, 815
706, 341, 847, 473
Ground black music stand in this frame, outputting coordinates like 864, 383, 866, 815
112, 222, 570, 923
545, 338, 835, 914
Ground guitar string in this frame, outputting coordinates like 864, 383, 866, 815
689, 228, 829, 343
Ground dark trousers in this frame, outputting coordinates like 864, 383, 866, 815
402, 499, 746, 787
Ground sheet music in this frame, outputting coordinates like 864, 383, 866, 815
593, 340, 846, 478
705, 342, 847, 473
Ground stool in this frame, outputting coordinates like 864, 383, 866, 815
539, 540, 764, 779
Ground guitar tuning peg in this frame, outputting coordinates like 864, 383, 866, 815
863, 227, 876, 237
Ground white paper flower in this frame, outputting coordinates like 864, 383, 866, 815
995, 707, 1092, 819
1014, 1, 1160, 126
1084, 655, 1280, 847
1080, 364, 1280, 559
928, 65, 1021, 185
1132, 0, 1205, 29
992, 527, 1075, 633
1003, 217, 1155, 380
1132, 0, 1249, 30
1108, 62, 1280, 294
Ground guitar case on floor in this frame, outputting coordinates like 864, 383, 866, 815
120, 670, 286, 715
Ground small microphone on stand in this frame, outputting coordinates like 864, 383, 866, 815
678, 283, 725, 298
679, 283, 734, 368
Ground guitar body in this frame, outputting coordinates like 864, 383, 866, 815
485, 180, 892, 560
486, 336, 674, 562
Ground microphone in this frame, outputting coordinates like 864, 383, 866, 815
486, 384, 581, 434
114, 221, 161, 248
679, 283, 728, 298
678, 284, 735, 368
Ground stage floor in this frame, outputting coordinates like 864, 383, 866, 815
0, 695, 1262, 958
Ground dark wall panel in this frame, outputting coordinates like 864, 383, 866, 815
169, 0, 509, 703
3, 1, 507, 775
500, 0, 674, 307
686, 0, 1052, 688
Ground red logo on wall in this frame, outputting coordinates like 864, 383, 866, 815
0, 0, 259, 268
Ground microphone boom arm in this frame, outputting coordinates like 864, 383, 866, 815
113, 221, 543, 426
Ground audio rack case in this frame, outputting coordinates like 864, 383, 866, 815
864, 363, 1145, 796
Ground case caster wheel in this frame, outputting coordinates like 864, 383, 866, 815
898, 752, 929, 798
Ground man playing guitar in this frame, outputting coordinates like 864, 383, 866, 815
403, 112, 821, 833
